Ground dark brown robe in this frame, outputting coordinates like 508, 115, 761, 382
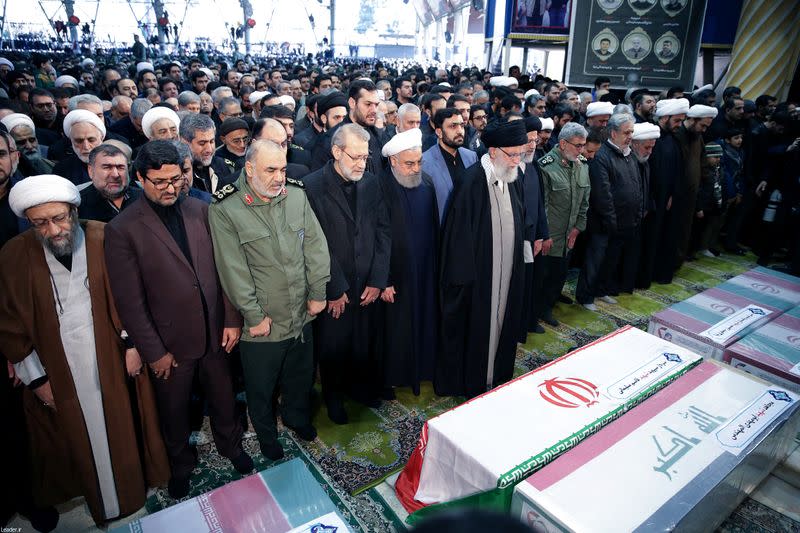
0, 221, 170, 525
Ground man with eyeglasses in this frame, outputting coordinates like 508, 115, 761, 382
1, 173, 170, 526
27, 88, 61, 146
78, 143, 141, 223
209, 139, 330, 461
216, 118, 250, 177
303, 123, 391, 424
436, 119, 528, 398
468, 104, 488, 153
536, 122, 591, 326
422, 108, 478, 222
105, 140, 254, 499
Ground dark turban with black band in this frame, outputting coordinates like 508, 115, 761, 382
482, 119, 528, 148
317, 91, 348, 116
523, 116, 542, 133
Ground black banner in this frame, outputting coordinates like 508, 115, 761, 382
510, 0, 572, 36
565, 0, 707, 90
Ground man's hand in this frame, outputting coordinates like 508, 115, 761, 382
307, 299, 326, 316
125, 348, 143, 377
755, 180, 768, 197
533, 239, 543, 257
696, 210, 704, 219
33, 382, 56, 410
7, 360, 21, 387
221, 327, 241, 353
666, 196, 672, 211
328, 293, 349, 319
360, 286, 381, 306
149, 352, 178, 380
567, 228, 580, 250
381, 286, 397, 303
249, 317, 272, 338
542, 238, 553, 256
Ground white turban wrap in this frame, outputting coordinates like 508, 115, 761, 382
9, 174, 81, 217
248, 90, 268, 105
278, 95, 295, 107
63, 109, 106, 139
199, 67, 214, 80
1, 113, 36, 134
136, 61, 155, 73
81, 58, 96, 69
381, 128, 423, 157
0, 57, 13, 70
141, 107, 181, 139
586, 101, 614, 117
691, 84, 713, 96
54, 75, 79, 88
489, 76, 518, 88
540, 117, 555, 131
654, 97, 690, 117
438, 82, 452, 88
524, 89, 540, 99
632, 122, 661, 141
687, 104, 719, 119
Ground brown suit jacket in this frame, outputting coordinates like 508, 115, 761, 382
105, 196, 242, 364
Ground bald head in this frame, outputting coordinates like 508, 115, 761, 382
254, 118, 288, 151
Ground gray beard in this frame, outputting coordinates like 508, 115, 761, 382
522, 152, 535, 164
495, 163, 519, 183
24, 148, 41, 161
634, 152, 650, 163
391, 167, 422, 189
35, 216, 78, 257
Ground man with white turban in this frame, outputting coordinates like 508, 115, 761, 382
379, 128, 438, 395
585, 101, 614, 129
141, 106, 181, 140
637, 97, 690, 287
51, 109, 106, 185
671, 103, 716, 268
0, 174, 170, 526
1, 113, 54, 174
54, 75, 79, 89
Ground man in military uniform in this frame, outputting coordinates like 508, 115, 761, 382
215, 118, 249, 177
208, 140, 331, 461
535, 122, 591, 328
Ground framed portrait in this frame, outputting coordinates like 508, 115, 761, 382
628, 0, 657, 16
654, 31, 681, 63
621, 28, 652, 64
591, 29, 619, 61
661, 0, 687, 16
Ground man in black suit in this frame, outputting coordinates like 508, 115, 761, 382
595, 38, 613, 58
303, 123, 391, 424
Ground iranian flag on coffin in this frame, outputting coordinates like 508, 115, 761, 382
726, 305, 800, 393
112, 459, 352, 533
394, 326, 703, 522
723, 267, 800, 310
511, 361, 800, 533
647, 285, 784, 361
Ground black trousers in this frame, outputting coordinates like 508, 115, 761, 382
239, 324, 313, 449
610, 227, 641, 294
150, 349, 243, 479
536, 252, 571, 319
576, 232, 609, 304
637, 208, 673, 287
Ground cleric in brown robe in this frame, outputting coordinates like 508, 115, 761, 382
0, 174, 169, 526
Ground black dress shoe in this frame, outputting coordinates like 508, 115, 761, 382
286, 424, 317, 441
230, 451, 255, 474
326, 400, 348, 425
541, 314, 559, 327
21, 506, 59, 533
168, 475, 191, 499
382, 387, 396, 401
531, 323, 546, 334
260, 441, 285, 461
558, 294, 573, 304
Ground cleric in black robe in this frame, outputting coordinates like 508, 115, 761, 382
303, 123, 391, 424
378, 129, 439, 395
436, 119, 527, 398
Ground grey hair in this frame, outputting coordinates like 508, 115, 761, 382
331, 123, 370, 149
130, 98, 153, 120
474, 90, 490, 101
171, 140, 192, 163
88, 142, 127, 166
376, 80, 392, 90
579, 91, 593, 102
245, 139, 284, 165
607, 113, 635, 132
179, 112, 215, 142
178, 91, 201, 106
211, 86, 233, 105
218, 96, 240, 113
559, 122, 588, 141
68, 94, 102, 111
613, 104, 633, 115
397, 103, 420, 119
111, 95, 131, 108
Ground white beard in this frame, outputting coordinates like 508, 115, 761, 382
390, 166, 422, 189
494, 161, 519, 183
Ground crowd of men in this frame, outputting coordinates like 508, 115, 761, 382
0, 49, 798, 530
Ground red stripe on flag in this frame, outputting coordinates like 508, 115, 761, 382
528, 362, 721, 491
206, 473, 291, 531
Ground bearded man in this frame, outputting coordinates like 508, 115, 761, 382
52, 109, 106, 185
78, 143, 141, 222
0, 174, 169, 526
1, 113, 54, 175
436, 119, 527, 398
379, 128, 439, 395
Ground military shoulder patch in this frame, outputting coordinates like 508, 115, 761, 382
223, 158, 236, 169
286, 177, 305, 188
212, 183, 238, 203
577, 154, 588, 162
291, 143, 304, 151
538, 154, 555, 166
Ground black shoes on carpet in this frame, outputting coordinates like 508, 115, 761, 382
541, 313, 559, 327
531, 323, 546, 334
286, 424, 317, 442
230, 451, 255, 474
260, 441, 285, 461
558, 294, 573, 304
168, 475, 191, 499
326, 400, 348, 425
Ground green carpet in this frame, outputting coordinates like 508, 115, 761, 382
142, 251, 800, 532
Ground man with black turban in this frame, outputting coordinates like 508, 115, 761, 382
436, 119, 528, 398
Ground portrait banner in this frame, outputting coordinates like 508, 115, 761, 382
510, 0, 573, 36
565, 0, 707, 90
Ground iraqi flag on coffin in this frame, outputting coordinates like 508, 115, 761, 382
112, 458, 352, 533
726, 305, 800, 394
648, 267, 800, 361
511, 360, 800, 533
394, 326, 703, 522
